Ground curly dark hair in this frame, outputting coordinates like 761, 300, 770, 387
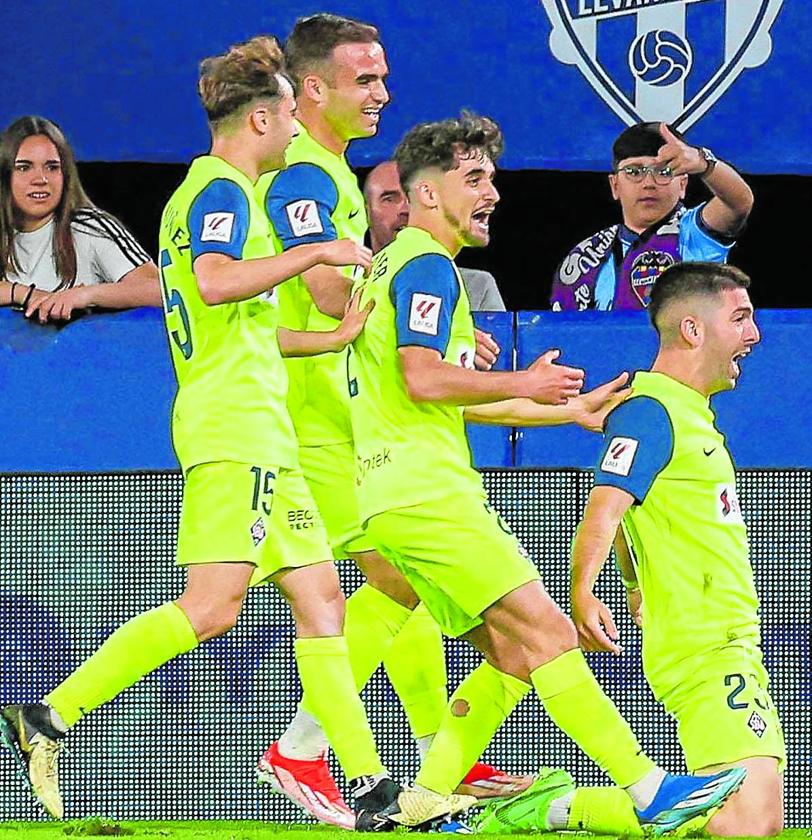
394, 112, 504, 192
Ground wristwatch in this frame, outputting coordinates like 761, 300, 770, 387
698, 146, 718, 177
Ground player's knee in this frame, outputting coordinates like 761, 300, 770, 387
188, 605, 241, 641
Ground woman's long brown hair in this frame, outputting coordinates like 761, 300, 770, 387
0, 116, 93, 286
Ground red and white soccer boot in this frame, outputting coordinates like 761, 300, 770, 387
257, 741, 355, 829
455, 761, 534, 802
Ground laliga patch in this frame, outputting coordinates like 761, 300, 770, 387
200, 212, 235, 243
717, 484, 744, 524
600, 437, 638, 477
409, 293, 442, 335
748, 711, 767, 738
285, 200, 324, 237
250, 517, 266, 547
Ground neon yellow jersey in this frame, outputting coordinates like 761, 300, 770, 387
256, 124, 367, 446
595, 370, 760, 697
349, 227, 484, 520
158, 155, 298, 472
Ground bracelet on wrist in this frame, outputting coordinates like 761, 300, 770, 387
9, 281, 22, 310
21, 283, 36, 310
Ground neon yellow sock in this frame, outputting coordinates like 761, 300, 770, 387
530, 649, 654, 788
296, 635, 384, 779
567, 786, 644, 835
415, 662, 530, 794
384, 602, 448, 738
45, 602, 198, 727
344, 583, 413, 689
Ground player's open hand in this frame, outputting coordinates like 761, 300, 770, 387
572, 588, 622, 655
474, 329, 500, 370
320, 239, 372, 273
571, 372, 631, 432
26, 286, 92, 323
523, 349, 584, 405
656, 123, 705, 177
335, 289, 374, 347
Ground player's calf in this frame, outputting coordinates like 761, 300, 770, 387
703, 757, 784, 837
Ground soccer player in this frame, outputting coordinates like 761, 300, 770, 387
348, 112, 747, 831
253, 14, 524, 823
0, 35, 403, 823
476, 263, 784, 837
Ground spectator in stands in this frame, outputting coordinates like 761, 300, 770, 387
0, 116, 160, 322
550, 122, 753, 311
364, 160, 506, 310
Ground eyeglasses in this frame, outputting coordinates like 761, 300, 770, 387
616, 164, 675, 185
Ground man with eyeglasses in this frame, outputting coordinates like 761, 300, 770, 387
550, 122, 753, 311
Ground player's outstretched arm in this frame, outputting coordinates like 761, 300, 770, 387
464, 372, 629, 428
400, 347, 583, 407
278, 290, 374, 357
571, 486, 634, 655
194, 239, 370, 306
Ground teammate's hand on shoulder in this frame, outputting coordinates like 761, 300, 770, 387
334, 289, 374, 348
523, 349, 584, 405
656, 123, 705, 177
572, 587, 622, 655
474, 329, 500, 370
319, 239, 372, 273
571, 372, 631, 432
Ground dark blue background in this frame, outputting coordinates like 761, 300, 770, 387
1, 1, 806, 172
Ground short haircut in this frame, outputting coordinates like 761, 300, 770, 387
648, 262, 751, 332
284, 13, 380, 89
198, 35, 288, 127
612, 121, 685, 169
394, 112, 504, 192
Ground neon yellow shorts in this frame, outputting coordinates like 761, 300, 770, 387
364, 497, 540, 638
176, 461, 331, 586
661, 644, 786, 771
298, 442, 374, 558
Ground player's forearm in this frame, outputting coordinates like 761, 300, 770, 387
701, 161, 754, 234
196, 243, 327, 305
301, 265, 352, 320
88, 263, 162, 309
613, 529, 638, 587
464, 398, 576, 426
404, 362, 539, 407
277, 326, 347, 357
1, 280, 20, 307
571, 515, 617, 596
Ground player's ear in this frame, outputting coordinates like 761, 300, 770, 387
249, 105, 270, 135
608, 173, 619, 200
414, 179, 438, 210
300, 73, 326, 106
679, 315, 703, 348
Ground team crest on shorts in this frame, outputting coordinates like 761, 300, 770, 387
250, 517, 266, 547
539, 0, 783, 131
748, 710, 767, 737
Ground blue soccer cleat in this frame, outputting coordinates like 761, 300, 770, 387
636, 767, 746, 835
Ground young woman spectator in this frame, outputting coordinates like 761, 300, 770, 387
0, 116, 160, 322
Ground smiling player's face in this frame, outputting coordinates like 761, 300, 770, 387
321, 41, 390, 142
436, 149, 499, 249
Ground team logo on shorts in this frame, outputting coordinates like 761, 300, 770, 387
748, 710, 767, 737
540, 0, 783, 131
250, 517, 266, 546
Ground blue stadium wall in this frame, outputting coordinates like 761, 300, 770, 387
1, 309, 809, 825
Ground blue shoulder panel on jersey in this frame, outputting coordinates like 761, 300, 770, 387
266, 163, 338, 249
188, 179, 249, 261
391, 253, 460, 354
680, 203, 736, 256
594, 395, 674, 502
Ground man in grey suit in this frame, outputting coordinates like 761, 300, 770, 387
363, 161, 507, 311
